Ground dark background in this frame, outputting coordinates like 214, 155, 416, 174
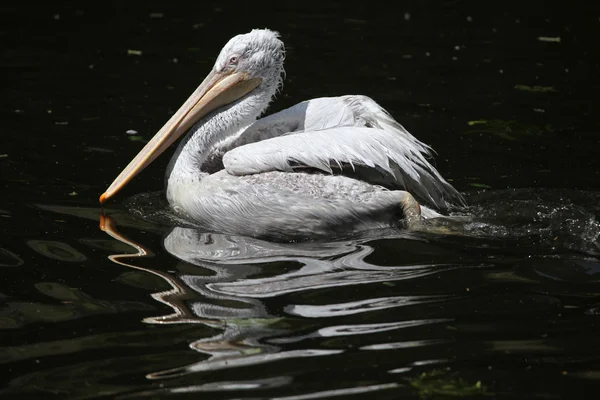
1, 1, 600, 399
3, 1, 600, 204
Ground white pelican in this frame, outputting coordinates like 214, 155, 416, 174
100, 29, 465, 240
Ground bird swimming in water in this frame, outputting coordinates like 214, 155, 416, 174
100, 29, 465, 240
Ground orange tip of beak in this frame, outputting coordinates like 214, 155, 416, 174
99, 193, 107, 204
99, 214, 107, 231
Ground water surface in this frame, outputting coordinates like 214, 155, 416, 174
2, 1, 600, 398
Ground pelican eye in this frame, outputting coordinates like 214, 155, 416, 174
228, 56, 238, 65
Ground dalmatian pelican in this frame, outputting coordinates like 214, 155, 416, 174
100, 29, 465, 240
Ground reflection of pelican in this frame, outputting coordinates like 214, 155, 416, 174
100, 29, 465, 240
100, 215, 456, 382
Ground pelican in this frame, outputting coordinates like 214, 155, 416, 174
100, 29, 465, 240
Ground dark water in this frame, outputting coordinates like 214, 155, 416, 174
2, 1, 600, 398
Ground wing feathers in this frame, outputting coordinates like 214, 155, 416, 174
220, 95, 465, 211
223, 126, 464, 210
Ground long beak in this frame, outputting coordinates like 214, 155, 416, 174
99, 70, 262, 204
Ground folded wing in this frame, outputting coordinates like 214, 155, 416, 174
223, 124, 465, 211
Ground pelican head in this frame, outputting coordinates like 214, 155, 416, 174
215, 29, 285, 95
99, 29, 285, 204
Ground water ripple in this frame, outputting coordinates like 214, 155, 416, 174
287, 294, 456, 317
147, 349, 342, 379
208, 263, 479, 298
267, 383, 400, 400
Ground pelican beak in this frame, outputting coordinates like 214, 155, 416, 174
99, 69, 262, 204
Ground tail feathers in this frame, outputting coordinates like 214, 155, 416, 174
343, 95, 466, 210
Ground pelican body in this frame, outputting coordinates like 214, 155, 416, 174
100, 29, 465, 240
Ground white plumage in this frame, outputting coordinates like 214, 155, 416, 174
101, 29, 465, 240
223, 95, 463, 211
